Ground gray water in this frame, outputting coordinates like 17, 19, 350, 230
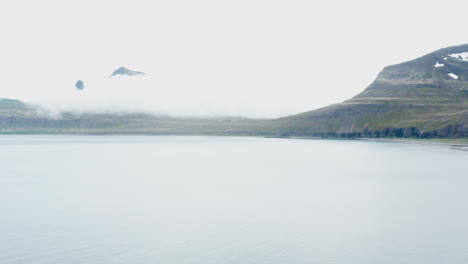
0, 136, 467, 264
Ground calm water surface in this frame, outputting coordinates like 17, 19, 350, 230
0, 136, 467, 264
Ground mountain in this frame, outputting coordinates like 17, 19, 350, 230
75, 80, 85, 90
110, 67, 145, 77
0, 98, 27, 110
274, 44, 468, 138
0, 44, 467, 138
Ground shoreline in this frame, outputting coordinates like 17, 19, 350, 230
1, 133, 467, 152
357, 138, 468, 152
284, 136, 468, 152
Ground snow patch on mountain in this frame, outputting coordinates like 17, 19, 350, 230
448, 52, 468, 61
447, 73, 458, 79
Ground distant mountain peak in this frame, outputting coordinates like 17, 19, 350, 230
75, 80, 85, 90
0, 98, 27, 110
375, 43, 468, 81
110, 67, 145, 77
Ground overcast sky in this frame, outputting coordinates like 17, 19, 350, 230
0, 0, 467, 117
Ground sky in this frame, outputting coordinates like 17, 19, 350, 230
0, 0, 467, 118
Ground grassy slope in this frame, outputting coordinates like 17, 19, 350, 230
0, 103, 276, 135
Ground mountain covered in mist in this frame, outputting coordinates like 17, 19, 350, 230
75, 80, 85, 90
110, 67, 145, 77
1, 44, 467, 138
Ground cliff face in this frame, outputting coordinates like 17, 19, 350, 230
276, 44, 468, 138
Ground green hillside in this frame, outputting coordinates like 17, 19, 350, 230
274, 44, 468, 138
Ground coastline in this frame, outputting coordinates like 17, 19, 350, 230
1, 132, 467, 152
284, 136, 468, 152
358, 138, 468, 152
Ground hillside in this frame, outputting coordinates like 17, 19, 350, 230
0, 99, 270, 135
275, 44, 468, 138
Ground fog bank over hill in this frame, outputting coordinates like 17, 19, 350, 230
29, 72, 289, 118
13, 64, 319, 118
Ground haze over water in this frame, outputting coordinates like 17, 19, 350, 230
1, 136, 467, 264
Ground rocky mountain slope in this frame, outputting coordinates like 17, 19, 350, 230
275, 44, 468, 138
